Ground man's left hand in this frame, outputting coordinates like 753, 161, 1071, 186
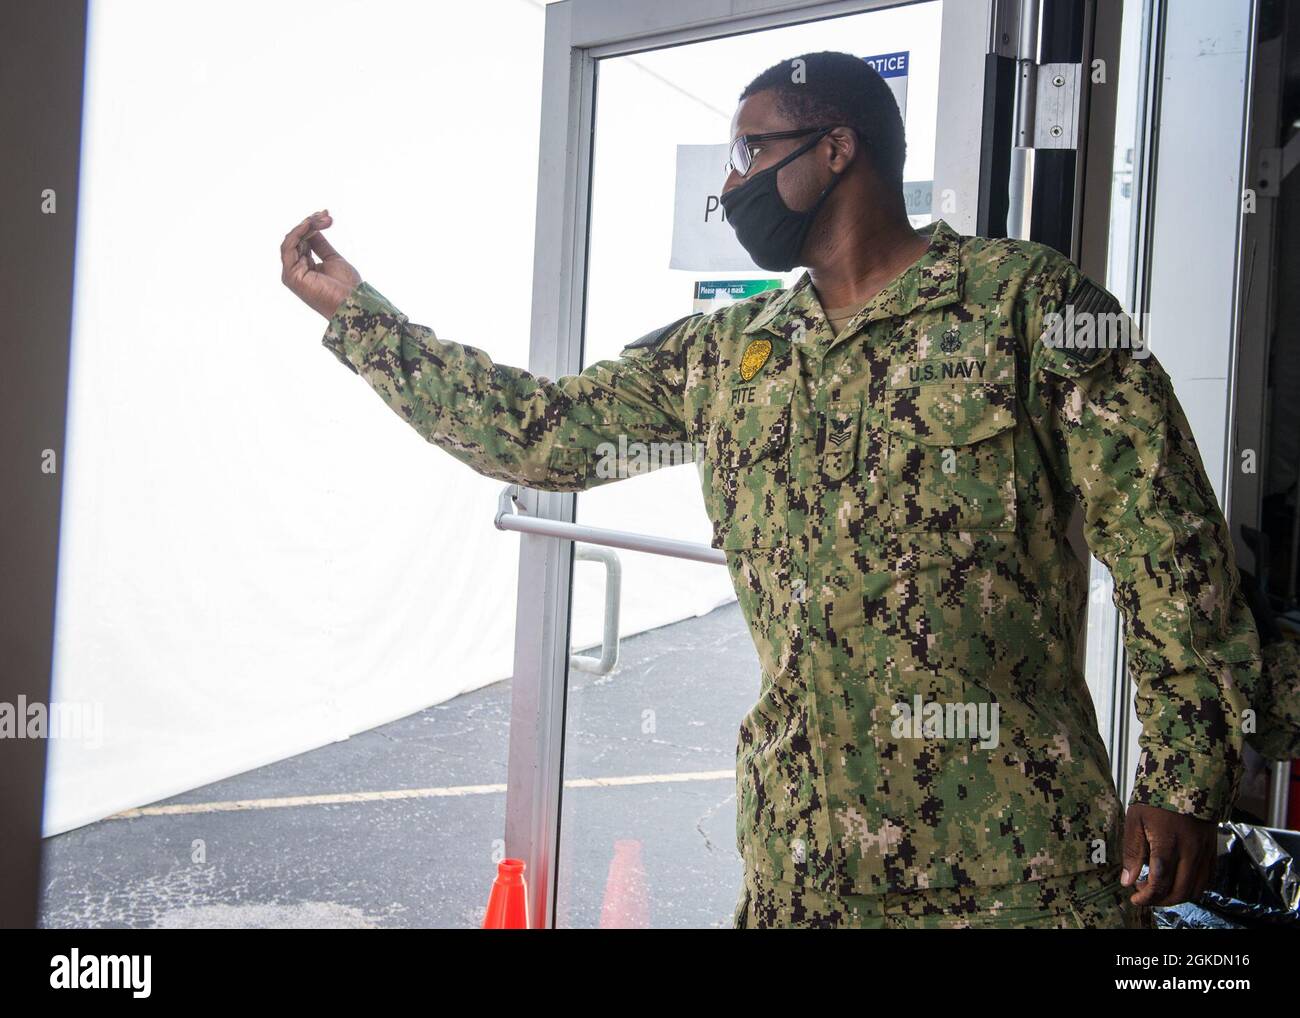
1121, 803, 1219, 906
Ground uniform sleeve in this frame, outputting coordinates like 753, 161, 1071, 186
320, 280, 696, 492
1020, 260, 1260, 823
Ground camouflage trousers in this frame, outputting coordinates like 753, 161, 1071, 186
731, 862, 1155, 929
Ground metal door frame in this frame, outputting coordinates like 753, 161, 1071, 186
0, 0, 90, 928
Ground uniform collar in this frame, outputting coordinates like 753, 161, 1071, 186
742, 219, 965, 343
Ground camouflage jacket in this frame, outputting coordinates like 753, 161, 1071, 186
321, 218, 1260, 896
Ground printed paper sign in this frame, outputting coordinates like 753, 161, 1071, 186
692, 278, 784, 313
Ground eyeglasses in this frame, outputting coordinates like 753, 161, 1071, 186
725, 126, 837, 177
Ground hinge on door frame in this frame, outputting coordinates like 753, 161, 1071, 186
994, 0, 1081, 151
1018, 61, 1081, 150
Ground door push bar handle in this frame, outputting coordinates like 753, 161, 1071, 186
494, 485, 726, 566
570, 544, 620, 675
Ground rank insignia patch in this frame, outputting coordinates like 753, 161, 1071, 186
822, 403, 859, 480
739, 339, 772, 381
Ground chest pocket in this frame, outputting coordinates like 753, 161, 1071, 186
883, 363, 1017, 533
702, 389, 792, 549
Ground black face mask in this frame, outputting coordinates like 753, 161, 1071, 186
720, 128, 842, 271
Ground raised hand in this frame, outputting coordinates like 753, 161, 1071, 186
280, 210, 361, 320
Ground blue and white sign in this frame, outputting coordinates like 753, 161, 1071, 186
863, 50, 908, 118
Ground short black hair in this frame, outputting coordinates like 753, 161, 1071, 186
739, 51, 906, 187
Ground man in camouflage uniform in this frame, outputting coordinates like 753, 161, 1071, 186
282, 51, 1261, 929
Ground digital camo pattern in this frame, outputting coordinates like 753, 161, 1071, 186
1251, 639, 1300, 761
321, 218, 1261, 900
731, 859, 1152, 928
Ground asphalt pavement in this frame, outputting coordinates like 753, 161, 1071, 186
38, 602, 760, 929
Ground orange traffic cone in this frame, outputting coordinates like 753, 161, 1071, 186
599, 839, 649, 928
482, 858, 530, 929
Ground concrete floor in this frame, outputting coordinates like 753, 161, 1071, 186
37, 602, 760, 929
